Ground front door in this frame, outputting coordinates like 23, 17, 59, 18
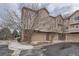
46, 33, 49, 41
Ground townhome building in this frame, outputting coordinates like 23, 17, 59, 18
21, 7, 79, 44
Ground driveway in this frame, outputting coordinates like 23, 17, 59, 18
1, 41, 79, 56
42, 42, 79, 56
0, 45, 13, 56
0, 40, 13, 56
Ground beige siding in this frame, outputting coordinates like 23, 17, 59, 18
22, 9, 37, 29
66, 34, 79, 41
69, 12, 79, 24
64, 19, 70, 32
22, 8, 79, 43
56, 16, 64, 33
31, 32, 46, 42
49, 34, 52, 41
66, 11, 79, 33
53, 34, 58, 40
38, 9, 48, 18
31, 32, 58, 42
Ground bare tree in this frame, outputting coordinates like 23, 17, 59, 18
21, 4, 41, 43
21, 4, 49, 43
0, 9, 22, 41
0, 4, 48, 43
0, 9, 21, 31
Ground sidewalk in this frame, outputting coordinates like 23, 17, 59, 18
0, 40, 8, 45
8, 40, 34, 50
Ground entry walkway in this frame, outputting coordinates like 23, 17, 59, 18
8, 40, 34, 56
8, 40, 34, 50
0, 40, 8, 45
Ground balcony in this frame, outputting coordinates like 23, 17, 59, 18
66, 28, 79, 33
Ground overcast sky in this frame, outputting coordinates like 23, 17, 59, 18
0, 3, 79, 21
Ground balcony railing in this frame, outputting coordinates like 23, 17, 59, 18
65, 28, 79, 33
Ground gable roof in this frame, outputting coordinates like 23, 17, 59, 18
66, 10, 79, 20
21, 7, 63, 33
22, 7, 49, 14
49, 16, 56, 19
70, 10, 79, 17
22, 7, 79, 20
22, 7, 65, 20
22, 7, 36, 12
56, 15, 64, 20
37, 8, 49, 14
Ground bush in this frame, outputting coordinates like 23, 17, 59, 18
12, 29, 20, 38
0, 28, 11, 40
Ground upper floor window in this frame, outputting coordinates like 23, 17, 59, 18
75, 16, 79, 21
76, 25, 79, 28
66, 27, 68, 29
70, 25, 74, 28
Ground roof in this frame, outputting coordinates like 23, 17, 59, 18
22, 7, 79, 20
22, 7, 65, 20
56, 15, 64, 20
21, 7, 67, 33
25, 29, 57, 33
22, 7, 36, 12
49, 16, 56, 19
22, 7, 49, 14
37, 8, 49, 14
70, 32, 79, 34
66, 10, 79, 20
70, 23, 79, 25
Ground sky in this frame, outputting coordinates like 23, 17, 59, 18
0, 3, 79, 21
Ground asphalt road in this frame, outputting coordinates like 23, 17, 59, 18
42, 42, 79, 56
1, 43, 79, 56
19, 42, 79, 56
19, 49, 44, 56
0, 45, 13, 56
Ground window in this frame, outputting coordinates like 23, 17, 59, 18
66, 27, 68, 29
76, 25, 79, 28
75, 16, 79, 21
70, 25, 74, 28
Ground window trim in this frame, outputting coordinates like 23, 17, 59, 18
75, 16, 79, 21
